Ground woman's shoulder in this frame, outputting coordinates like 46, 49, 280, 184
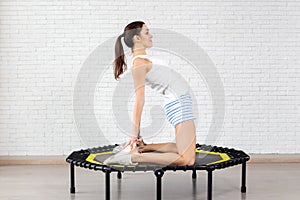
131, 55, 152, 68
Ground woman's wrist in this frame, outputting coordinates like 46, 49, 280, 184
131, 135, 140, 140
132, 123, 140, 138
132, 129, 140, 138
132, 134, 142, 139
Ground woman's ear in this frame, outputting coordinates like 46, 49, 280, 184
133, 35, 141, 43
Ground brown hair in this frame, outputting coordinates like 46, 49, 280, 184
114, 21, 145, 80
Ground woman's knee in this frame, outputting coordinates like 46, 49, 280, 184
178, 153, 195, 166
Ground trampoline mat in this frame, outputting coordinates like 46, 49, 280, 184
86, 150, 231, 167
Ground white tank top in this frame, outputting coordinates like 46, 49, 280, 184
130, 54, 191, 106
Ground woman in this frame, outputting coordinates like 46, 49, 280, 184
104, 21, 197, 166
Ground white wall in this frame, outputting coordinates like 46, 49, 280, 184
0, 0, 299, 155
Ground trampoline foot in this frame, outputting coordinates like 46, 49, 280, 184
154, 169, 165, 200
241, 186, 246, 193
207, 170, 213, 200
70, 163, 75, 194
117, 171, 122, 179
70, 187, 75, 194
192, 170, 197, 179
241, 161, 247, 193
105, 170, 111, 200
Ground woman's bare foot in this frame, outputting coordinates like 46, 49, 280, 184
136, 138, 147, 147
138, 144, 157, 153
129, 146, 139, 154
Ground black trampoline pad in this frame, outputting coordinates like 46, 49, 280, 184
95, 153, 112, 163
87, 150, 230, 166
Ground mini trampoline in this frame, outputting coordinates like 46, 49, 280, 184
66, 143, 250, 200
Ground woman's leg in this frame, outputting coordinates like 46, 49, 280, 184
138, 142, 178, 153
131, 120, 196, 166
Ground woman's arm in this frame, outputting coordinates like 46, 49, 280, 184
132, 89, 144, 138
131, 58, 150, 138
123, 58, 152, 152
121, 58, 151, 150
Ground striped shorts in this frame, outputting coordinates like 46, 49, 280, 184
163, 94, 196, 127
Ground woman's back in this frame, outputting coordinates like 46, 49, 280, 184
130, 54, 191, 106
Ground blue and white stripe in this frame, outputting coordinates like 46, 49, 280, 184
164, 94, 196, 127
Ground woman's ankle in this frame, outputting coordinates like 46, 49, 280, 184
138, 144, 154, 153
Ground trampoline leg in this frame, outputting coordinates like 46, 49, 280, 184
70, 163, 75, 193
207, 170, 213, 200
192, 170, 197, 179
117, 171, 122, 179
241, 161, 247, 193
105, 171, 111, 200
154, 169, 165, 200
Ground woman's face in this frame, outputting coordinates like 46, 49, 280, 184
135, 24, 153, 48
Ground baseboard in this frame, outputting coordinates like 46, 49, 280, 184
0, 156, 67, 165
248, 154, 300, 163
1, 154, 300, 165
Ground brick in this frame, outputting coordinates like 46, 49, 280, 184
0, 0, 299, 155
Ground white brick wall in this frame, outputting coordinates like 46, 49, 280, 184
0, 0, 299, 155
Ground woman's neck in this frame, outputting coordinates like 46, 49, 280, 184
133, 48, 147, 56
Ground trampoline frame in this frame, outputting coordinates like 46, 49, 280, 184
66, 144, 250, 200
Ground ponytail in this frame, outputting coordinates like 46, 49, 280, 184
113, 21, 145, 80
114, 33, 127, 80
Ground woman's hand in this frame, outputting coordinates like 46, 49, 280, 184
136, 138, 146, 147
123, 137, 139, 151
122, 136, 147, 152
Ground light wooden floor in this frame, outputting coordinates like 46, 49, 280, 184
0, 163, 299, 200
